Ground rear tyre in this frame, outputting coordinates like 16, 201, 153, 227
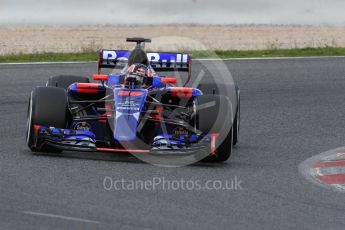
233, 88, 240, 146
26, 87, 68, 152
46, 75, 89, 89
196, 95, 233, 162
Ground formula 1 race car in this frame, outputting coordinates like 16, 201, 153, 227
26, 38, 240, 163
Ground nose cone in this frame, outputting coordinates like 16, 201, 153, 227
113, 88, 147, 142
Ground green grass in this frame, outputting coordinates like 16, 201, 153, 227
1, 47, 345, 63
0, 52, 98, 63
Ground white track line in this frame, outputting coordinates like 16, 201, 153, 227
22, 211, 99, 224
0, 61, 96, 65
1, 56, 345, 65
196, 56, 345, 61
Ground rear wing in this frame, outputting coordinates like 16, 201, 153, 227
98, 50, 192, 85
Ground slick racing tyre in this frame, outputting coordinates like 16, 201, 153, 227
196, 95, 234, 162
196, 80, 240, 146
47, 75, 90, 90
26, 87, 68, 152
233, 87, 240, 146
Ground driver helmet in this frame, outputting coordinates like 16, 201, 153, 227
125, 64, 152, 87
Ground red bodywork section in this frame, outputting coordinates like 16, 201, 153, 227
118, 91, 143, 97
76, 83, 100, 94
93, 74, 109, 81
210, 133, 220, 155
97, 148, 150, 153
161, 77, 177, 84
170, 87, 193, 98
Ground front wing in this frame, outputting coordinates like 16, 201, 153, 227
32, 126, 219, 155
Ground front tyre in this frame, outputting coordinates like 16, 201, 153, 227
196, 95, 234, 162
26, 91, 37, 151
26, 87, 68, 152
233, 87, 240, 146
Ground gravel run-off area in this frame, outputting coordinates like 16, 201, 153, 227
1, 24, 345, 55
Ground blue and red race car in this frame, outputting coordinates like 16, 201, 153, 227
26, 38, 240, 162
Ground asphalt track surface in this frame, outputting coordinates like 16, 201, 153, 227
1, 58, 345, 229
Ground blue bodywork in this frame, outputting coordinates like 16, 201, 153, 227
113, 88, 148, 141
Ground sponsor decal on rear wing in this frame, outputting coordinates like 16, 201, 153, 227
98, 50, 191, 71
